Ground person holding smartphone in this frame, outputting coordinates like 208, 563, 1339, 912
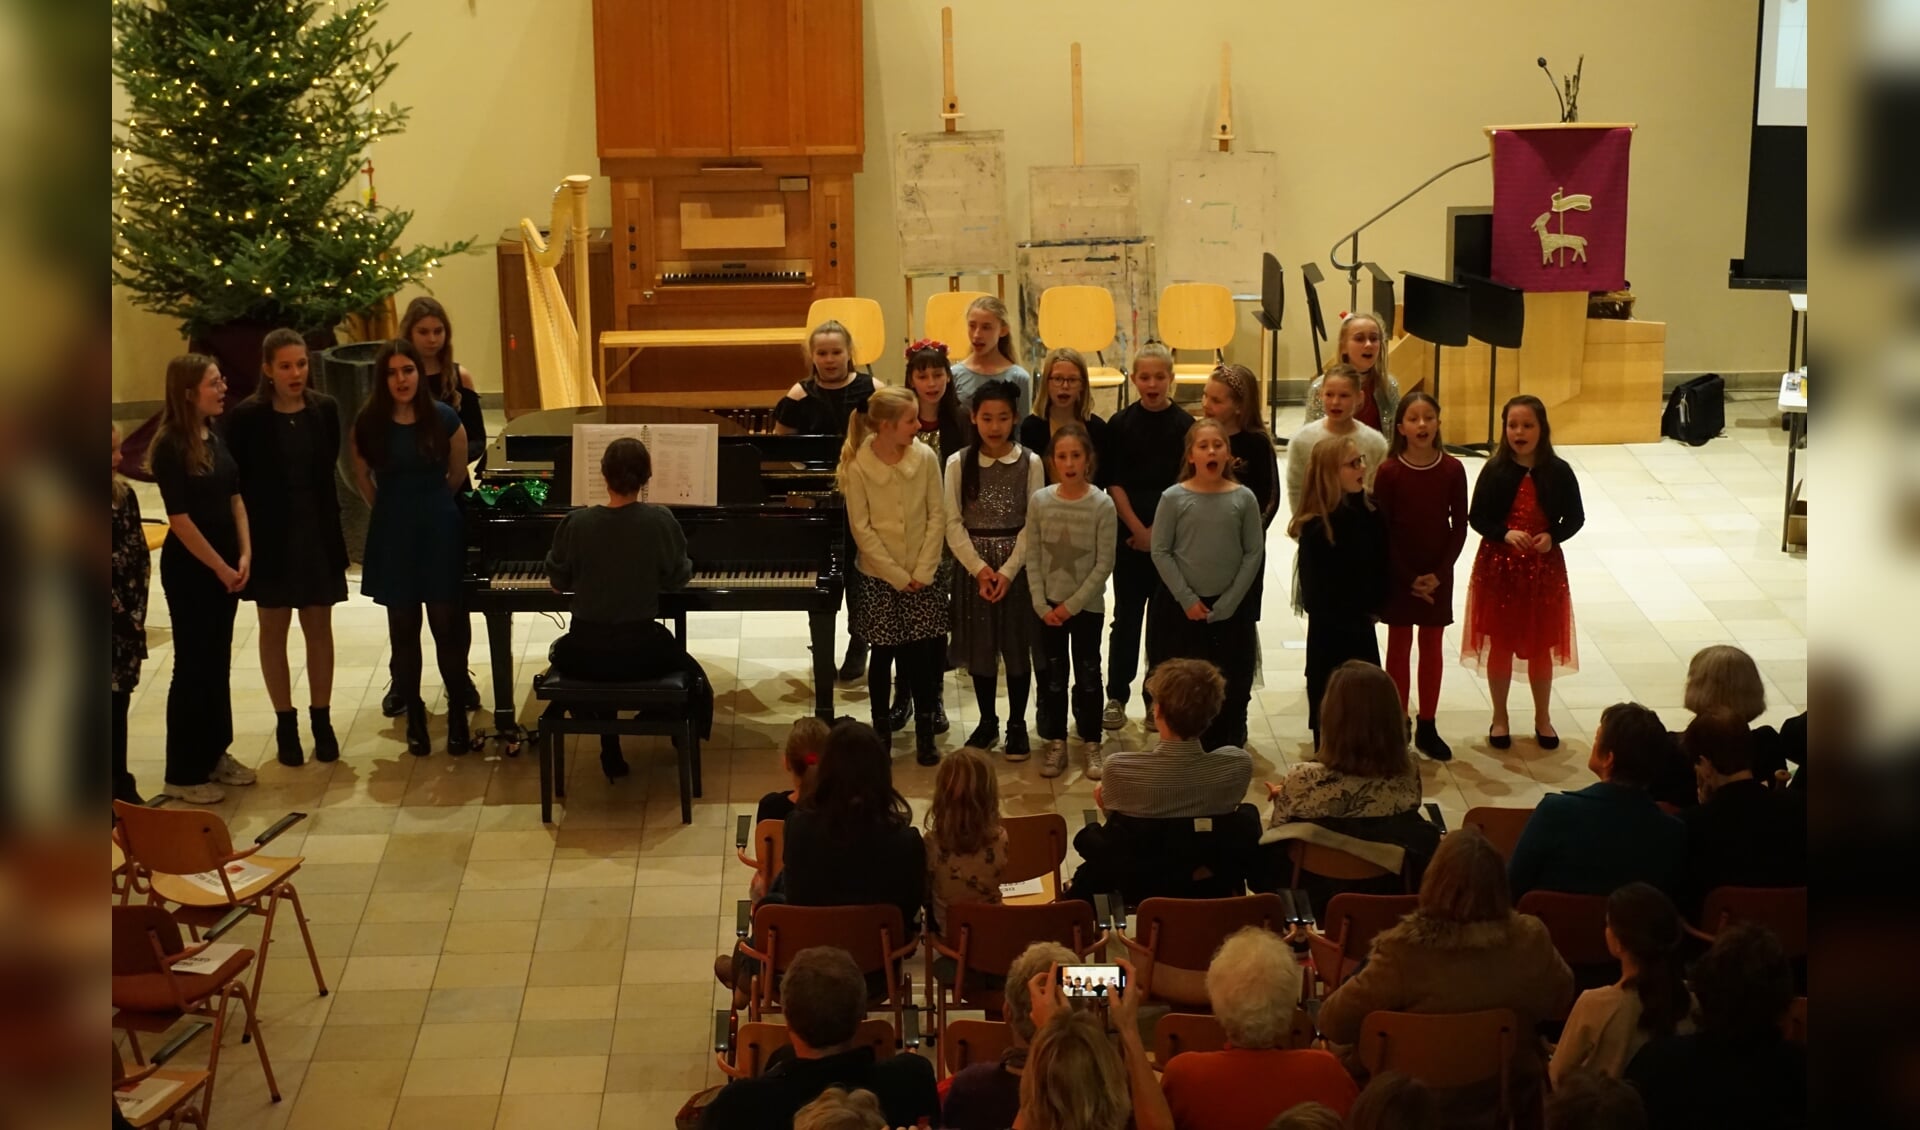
1018, 958, 1174, 1130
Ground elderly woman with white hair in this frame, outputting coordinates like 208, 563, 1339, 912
1159, 926, 1358, 1130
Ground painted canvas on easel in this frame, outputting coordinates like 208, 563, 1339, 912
894, 130, 1012, 275
1162, 151, 1278, 297
1028, 165, 1141, 242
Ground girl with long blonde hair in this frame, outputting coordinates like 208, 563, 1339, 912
951, 295, 1032, 418
923, 747, 1007, 932
1289, 438, 1388, 747
1305, 311, 1400, 430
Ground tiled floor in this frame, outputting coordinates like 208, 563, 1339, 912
119, 397, 1805, 1129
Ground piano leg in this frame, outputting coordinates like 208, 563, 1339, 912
483, 609, 524, 746
807, 609, 836, 721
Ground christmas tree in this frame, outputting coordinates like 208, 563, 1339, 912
112, 0, 471, 342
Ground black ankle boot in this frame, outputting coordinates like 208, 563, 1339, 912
871, 711, 893, 742
915, 714, 940, 766
446, 706, 471, 756
1004, 720, 1031, 762
310, 706, 339, 763
837, 637, 867, 682
405, 700, 430, 756
886, 695, 912, 734
1414, 717, 1453, 762
965, 717, 1000, 751
932, 699, 950, 735
275, 709, 305, 767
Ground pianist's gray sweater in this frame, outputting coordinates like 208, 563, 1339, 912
545, 501, 691, 626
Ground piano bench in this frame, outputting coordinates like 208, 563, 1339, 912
533, 670, 702, 826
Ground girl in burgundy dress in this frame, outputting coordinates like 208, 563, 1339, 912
1462, 395, 1584, 751
1373, 392, 1469, 761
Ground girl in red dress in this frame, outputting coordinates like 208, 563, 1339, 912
1373, 392, 1470, 761
1461, 395, 1584, 750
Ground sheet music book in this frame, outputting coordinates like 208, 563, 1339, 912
171, 942, 244, 975
999, 877, 1045, 898
570, 424, 719, 508
179, 859, 274, 897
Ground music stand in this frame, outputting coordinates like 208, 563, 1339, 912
1363, 263, 1395, 336
1461, 273, 1525, 451
1254, 253, 1285, 433
1300, 261, 1328, 373
1400, 272, 1473, 456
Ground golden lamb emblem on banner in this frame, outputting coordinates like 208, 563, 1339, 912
1532, 187, 1593, 266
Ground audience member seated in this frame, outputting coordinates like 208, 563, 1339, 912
758, 717, 830, 824
1096, 659, 1254, 819
1549, 884, 1694, 1087
1161, 926, 1359, 1130
941, 940, 1076, 1130
717, 721, 926, 1000
1017, 957, 1174, 1130
1545, 1069, 1648, 1130
1670, 644, 1792, 802
924, 747, 1008, 935
1319, 829, 1574, 1125
1344, 1072, 1439, 1130
1264, 1102, 1343, 1130
1678, 711, 1807, 915
1624, 924, 1806, 1130
1507, 703, 1686, 900
793, 1085, 887, 1130
699, 946, 938, 1129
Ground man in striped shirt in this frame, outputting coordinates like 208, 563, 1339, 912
1095, 659, 1253, 819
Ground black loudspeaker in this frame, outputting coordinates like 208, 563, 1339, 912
1461, 273, 1526, 449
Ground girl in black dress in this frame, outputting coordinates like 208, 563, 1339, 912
225, 329, 350, 766
147, 355, 255, 804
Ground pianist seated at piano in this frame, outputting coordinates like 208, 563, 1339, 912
543, 436, 713, 781
771, 319, 876, 437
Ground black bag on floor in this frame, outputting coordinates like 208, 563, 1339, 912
1661, 374, 1725, 446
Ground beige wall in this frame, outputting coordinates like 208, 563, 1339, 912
114, 0, 1781, 402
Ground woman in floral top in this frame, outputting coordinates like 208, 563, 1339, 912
1267, 661, 1421, 827
111, 424, 150, 804
924, 746, 1009, 933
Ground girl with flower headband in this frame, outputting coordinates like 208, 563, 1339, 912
1020, 346, 1111, 486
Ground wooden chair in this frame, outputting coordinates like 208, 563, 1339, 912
112, 904, 278, 1128
942, 1018, 1014, 1076
1305, 893, 1417, 996
926, 900, 1104, 1047
113, 1043, 210, 1130
1000, 812, 1068, 905
1691, 885, 1807, 958
1463, 806, 1535, 863
923, 290, 994, 359
805, 297, 886, 371
1288, 840, 1402, 890
112, 802, 328, 1005
733, 815, 785, 896
1152, 1008, 1317, 1066
1120, 893, 1288, 1009
1358, 1008, 1520, 1129
1157, 283, 1235, 386
1038, 285, 1128, 400
1516, 890, 1617, 1002
716, 1017, 895, 1079
736, 903, 918, 1037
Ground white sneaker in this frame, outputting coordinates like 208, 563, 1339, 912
1084, 740, 1106, 781
210, 754, 257, 787
1040, 740, 1068, 778
165, 780, 227, 805
1101, 699, 1126, 731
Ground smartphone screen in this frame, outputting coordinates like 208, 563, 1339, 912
1057, 963, 1126, 1000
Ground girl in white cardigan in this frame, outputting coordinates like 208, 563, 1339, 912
839, 385, 950, 765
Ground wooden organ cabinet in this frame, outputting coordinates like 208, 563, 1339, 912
591, 0, 863, 408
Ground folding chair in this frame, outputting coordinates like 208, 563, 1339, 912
733, 815, 785, 897
1158, 283, 1236, 386
1463, 806, 1535, 863
1038, 285, 1128, 404
805, 297, 886, 373
735, 903, 918, 1038
924, 290, 994, 359
112, 904, 278, 1128
926, 900, 1104, 1053
1358, 1008, 1520, 1130
1000, 812, 1068, 905
942, 1018, 1015, 1076
715, 1017, 896, 1079
1304, 893, 1418, 996
113, 1043, 210, 1130
112, 802, 326, 1006
1119, 894, 1288, 1010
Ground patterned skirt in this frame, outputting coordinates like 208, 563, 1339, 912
849, 569, 950, 648
950, 533, 1034, 677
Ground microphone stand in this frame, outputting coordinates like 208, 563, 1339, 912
1328, 152, 1491, 313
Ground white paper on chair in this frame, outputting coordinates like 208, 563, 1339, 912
178, 859, 274, 898
114, 1076, 184, 1122
1000, 877, 1045, 898
170, 942, 245, 975
570, 424, 719, 508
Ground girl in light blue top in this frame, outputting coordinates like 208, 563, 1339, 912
948, 295, 1033, 419
1147, 418, 1265, 751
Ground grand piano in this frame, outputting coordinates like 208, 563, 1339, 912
463, 406, 845, 743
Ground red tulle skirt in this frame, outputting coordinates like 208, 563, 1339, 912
1460, 477, 1578, 674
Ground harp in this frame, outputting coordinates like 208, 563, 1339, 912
519, 174, 600, 408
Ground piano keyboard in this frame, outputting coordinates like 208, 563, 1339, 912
489, 561, 816, 591
489, 561, 551, 590
658, 268, 810, 285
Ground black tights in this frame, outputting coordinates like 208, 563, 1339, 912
868, 638, 943, 729
972, 672, 1030, 725
386, 602, 469, 705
